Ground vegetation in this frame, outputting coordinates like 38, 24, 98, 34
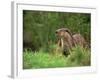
23, 46, 90, 69
23, 10, 91, 69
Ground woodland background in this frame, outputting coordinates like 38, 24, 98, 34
23, 10, 91, 52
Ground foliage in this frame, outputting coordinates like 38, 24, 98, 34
23, 46, 90, 69
66, 46, 91, 67
23, 49, 67, 69
23, 10, 91, 51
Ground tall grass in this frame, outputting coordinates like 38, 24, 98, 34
23, 49, 67, 69
66, 46, 90, 67
23, 46, 90, 69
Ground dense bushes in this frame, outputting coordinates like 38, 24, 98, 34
23, 10, 91, 51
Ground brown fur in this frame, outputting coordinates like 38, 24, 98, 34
56, 28, 74, 55
55, 28, 87, 56
73, 34, 86, 47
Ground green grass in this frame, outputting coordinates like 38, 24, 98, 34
66, 46, 91, 67
23, 46, 91, 69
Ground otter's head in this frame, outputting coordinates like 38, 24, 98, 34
55, 28, 71, 38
